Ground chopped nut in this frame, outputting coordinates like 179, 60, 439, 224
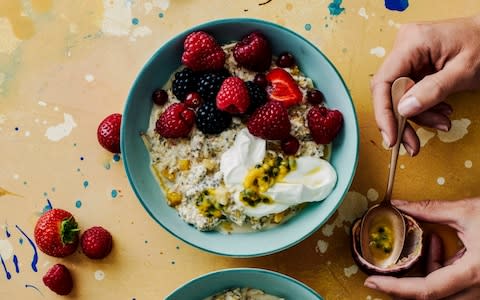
178, 159, 190, 171
161, 168, 176, 182
273, 211, 286, 223
202, 159, 217, 172
167, 191, 182, 206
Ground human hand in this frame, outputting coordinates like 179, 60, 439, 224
371, 16, 480, 156
364, 198, 480, 299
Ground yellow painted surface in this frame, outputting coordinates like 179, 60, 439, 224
0, 1, 479, 299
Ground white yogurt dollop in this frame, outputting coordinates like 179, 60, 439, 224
220, 129, 337, 218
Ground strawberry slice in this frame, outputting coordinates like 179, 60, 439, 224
265, 68, 303, 108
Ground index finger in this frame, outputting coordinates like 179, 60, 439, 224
365, 260, 475, 300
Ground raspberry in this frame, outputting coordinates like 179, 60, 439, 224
80, 226, 113, 259
233, 31, 272, 72
42, 264, 73, 295
97, 113, 122, 153
172, 68, 198, 101
156, 103, 195, 138
196, 70, 229, 102
195, 101, 232, 135
181, 31, 226, 71
247, 101, 291, 140
216, 77, 250, 114
245, 81, 267, 114
307, 106, 343, 144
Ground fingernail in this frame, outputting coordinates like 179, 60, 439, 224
364, 280, 378, 290
381, 131, 391, 147
435, 123, 449, 132
398, 96, 421, 116
403, 143, 415, 156
391, 199, 408, 206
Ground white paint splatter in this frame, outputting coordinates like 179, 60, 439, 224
153, 0, 170, 10
465, 160, 473, 169
321, 223, 335, 237
45, 113, 77, 142
437, 177, 445, 185
53, 106, 59, 112
94, 270, 105, 280
344, 264, 359, 277
42, 120, 48, 125
366, 296, 372, 300
315, 240, 329, 254
42, 261, 51, 268
358, 7, 368, 19
400, 164, 405, 169
417, 128, 435, 147
129, 26, 152, 42
69, 23, 78, 33
437, 119, 471, 143
367, 188, 379, 202
0, 240, 14, 260
388, 19, 401, 28
24, 131, 30, 137
0, 19, 21, 54
370, 47, 386, 58
102, 0, 132, 37
13, 174, 19, 180
85, 74, 95, 82
38, 100, 47, 107
144, 2, 153, 14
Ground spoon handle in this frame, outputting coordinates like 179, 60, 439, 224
383, 77, 415, 203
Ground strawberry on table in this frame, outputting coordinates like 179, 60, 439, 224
266, 68, 303, 108
34, 208, 80, 257
233, 31, 272, 72
155, 103, 195, 138
181, 31, 226, 71
247, 101, 291, 140
97, 113, 122, 153
81, 226, 113, 259
216, 77, 250, 114
307, 106, 343, 144
43, 264, 74, 295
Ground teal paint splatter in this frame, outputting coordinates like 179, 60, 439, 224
23, 181, 27, 185
19, 238, 23, 245
158, 12, 164, 18
385, 0, 409, 11
111, 189, 118, 198
104, 162, 111, 170
328, 0, 345, 16
132, 18, 139, 25
77, 168, 81, 172
42, 199, 53, 213
43, 192, 48, 197
51, 187, 56, 192
25, 284, 43, 296
83, 180, 89, 188
304, 23, 312, 31
113, 154, 120, 162
75, 200, 82, 208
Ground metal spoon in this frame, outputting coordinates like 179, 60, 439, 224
359, 77, 415, 268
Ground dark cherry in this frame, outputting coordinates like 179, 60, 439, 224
276, 52, 295, 68
306, 89, 325, 105
253, 73, 268, 88
281, 135, 300, 155
152, 88, 168, 105
184, 92, 202, 109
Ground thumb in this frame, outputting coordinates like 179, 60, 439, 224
397, 63, 464, 117
391, 199, 466, 229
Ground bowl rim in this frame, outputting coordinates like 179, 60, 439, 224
165, 267, 324, 299
121, 17, 359, 257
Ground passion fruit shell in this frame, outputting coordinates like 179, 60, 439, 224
351, 213, 424, 275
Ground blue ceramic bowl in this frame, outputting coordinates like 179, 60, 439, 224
121, 18, 359, 257
166, 268, 323, 299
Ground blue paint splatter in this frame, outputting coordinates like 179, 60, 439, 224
80, 156, 84, 161
25, 284, 43, 296
328, 0, 345, 16
111, 189, 118, 198
304, 23, 312, 31
83, 180, 89, 188
104, 162, 111, 170
19, 238, 23, 245
159, 12, 164, 18
385, 0, 409, 11
171, 261, 175, 265
5, 225, 11, 238
12, 255, 19, 273
176, 245, 180, 250
42, 199, 53, 213
132, 18, 139, 25
14, 127, 19, 131
0, 254, 12, 280
144, 240, 148, 244
75, 200, 82, 208
113, 154, 120, 162
15, 225, 38, 272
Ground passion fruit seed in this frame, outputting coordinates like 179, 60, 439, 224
306, 89, 325, 105
276, 52, 295, 68
152, 88, 168, 106
253, 73, 268, 88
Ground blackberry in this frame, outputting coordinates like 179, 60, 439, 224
195, 102, 232, 134
245, 81, 267, 113
172, 68, 198, 101
196, 70, 230, 103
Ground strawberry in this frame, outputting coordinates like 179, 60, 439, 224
307, 106, 343, 144
216, 77, 250, 114
34, 209, 80, 257
42, 264, 74, 295
155, 103, 195, 138
181, 31, 226, 71
233, 31, 272, 72
97, 113, 122, 153
266, 68, 303, 108
80, 226, 113, 259
247, 101, 291, 140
